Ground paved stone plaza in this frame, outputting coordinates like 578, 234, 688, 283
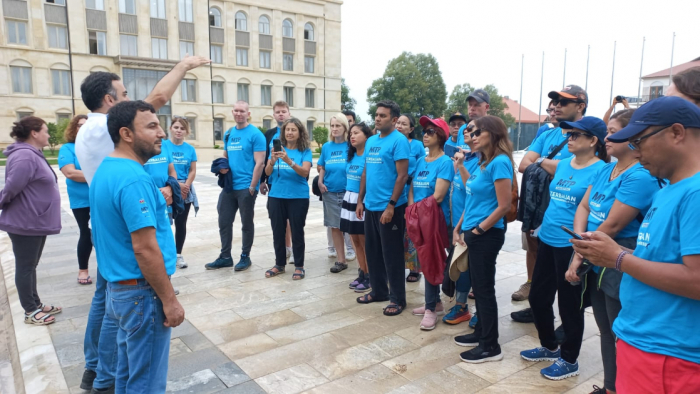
0, 151, 606, 393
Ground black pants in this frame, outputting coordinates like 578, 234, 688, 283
364, 205, 406, 306
218, 189, 257, 258
530, 240, 587, 363
268, 197, 309, 267
465, 227, 505, 349
9, 233, 47, 313
72, 207, 93, 270
590, 273, 622, 391
174, 202, 192, 254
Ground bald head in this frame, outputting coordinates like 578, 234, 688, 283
233, 101, 250, 127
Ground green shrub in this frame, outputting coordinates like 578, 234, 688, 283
312, 126, 329, 146
47, 120, 68, 154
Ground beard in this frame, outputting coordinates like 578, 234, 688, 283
134, 137, 160, 162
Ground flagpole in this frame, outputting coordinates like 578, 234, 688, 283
609, 41, 617, 106
538, 51, 544, 129
585, 45, 590, 91
669, 32, 676, 84
517, 54, 524, 151
637, 37, 645, 104
563, 48, 567, 87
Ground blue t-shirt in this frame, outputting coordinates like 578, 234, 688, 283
345, 152, 365, 194
317, 141, 349, 193
364, 130, 410, 211
405, 139, 426, 197
58, 143, 89, 209
412, 155, 454, 223
89, 157, 176, 282
225, 124, 266, 191
528, 127, 571, 160
461, 154, 513, 231
587, 162, 660, 238
143, 141, 172, 188
538, 157, 606, 247
533, 123, 555, 142
614, 172, 700, 364
267, 147, 312, 199
451, 153, 480, 228
446, 125, 472, 152
164, 139, 197, 181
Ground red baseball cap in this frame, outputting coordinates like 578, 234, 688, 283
419, 116, 450, 140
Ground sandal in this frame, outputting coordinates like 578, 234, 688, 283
383, 303, 405, 316
356, 293, 388, 304
406, 272, 422, 283
292, 268, 305, 280
38, 303, 62, 315
25, 309, 56, 325
330, 262, 348, 273
265, 265, 286, 278
77, 274, 92, 285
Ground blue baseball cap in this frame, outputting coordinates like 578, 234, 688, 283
607, 96, 700, 142
558, 116, 608, 143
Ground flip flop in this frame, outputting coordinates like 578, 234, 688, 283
77, 276, 93, 285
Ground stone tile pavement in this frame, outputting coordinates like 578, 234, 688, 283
0, 153, 606, 393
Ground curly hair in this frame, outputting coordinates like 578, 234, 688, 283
11, 116, 45, 141
64, 114, 88, 143
280, 118, 310, 152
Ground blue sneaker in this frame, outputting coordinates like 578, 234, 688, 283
205, 257, 233, 270
469, 313, 478, 328
443, 304, 472, 325
540, 358, 580, 380
234, 255, 252, 271
520, 346, 560, 362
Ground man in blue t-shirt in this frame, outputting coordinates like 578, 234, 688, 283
532, 100, 558, 143
207, 101, 266, 272
356, 100, 410, 315
572, 96, 700, 392
445, 112, 467, 150
91, 101, 182, 393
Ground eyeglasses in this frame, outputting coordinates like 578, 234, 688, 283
566, 131, 593, 141
424, 128, 438, 136
545, 108, 555, 114
628, 125, 672, 150
553, 98, 582, 107
470, 128, 485, 138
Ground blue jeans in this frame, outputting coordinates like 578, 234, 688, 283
456, 269, 471, 304
106, 281, 171, 394
83, 269, 118, 389
424, 280, 442, 311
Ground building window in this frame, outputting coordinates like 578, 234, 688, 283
283, 54, 293, 71
151, 38, 167, 59
181, 79, 196, 102
650, 85, 663, 100
86, 0, 104, 10
263, 118, 272, 129
307, 120, 315, 136
304, 23, 314, 41
11, 66, 32, 94
236, 48, 248, 66
212, 81, 224, 103
305, 56, 315, 73
120, 34, 137, 56
261, 85, 272, 106
180, 41, 194, 59
6, 20, 28, 45
119, 0, 135, 14
89, 31, 107, 55
17, 111, 34, 120
210, 45, 222, 64
237, 83, 249, 103
186, 117, 196, 140
123, 68, 172, 125
52, 69, 71, 96
259, 51, 271, 69
57, 113, 71, 123
214, 118, 224, 141
282, 19, 293, 38
47, 25, 68, 49
209, 7, 221, 27
235, 12, 247, 31
178, 0, 193, 22
46, 0, 65, 4
259, 15, 270, 34
284, 86, 294, 107
150, 0, 166, 18
305, 88, 315, 108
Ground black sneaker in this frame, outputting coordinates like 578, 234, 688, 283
589, 385, 607, 394
511, 308, 534, 323
80, 369, 97, 390
454, 332, 479, 347
91, 387, 115, 394
555, 324, 567, 345
460, 345, 503, 364
330, 262, 348, 273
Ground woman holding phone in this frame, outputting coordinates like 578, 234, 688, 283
520, 116, 608, 380
565, 109, 660, 394
396, 114, 425, 282
264, 118, 313, 280
452, 115, 514, 363
342, 123, 373, 292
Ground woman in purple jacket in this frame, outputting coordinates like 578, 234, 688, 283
0, 116, 62, 325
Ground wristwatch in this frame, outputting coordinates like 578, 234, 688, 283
388, 199, 397, 207
248, 186, 255, 193
475, 225, 486, 235
536, 157, 545, 165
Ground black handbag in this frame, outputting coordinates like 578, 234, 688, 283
311, 175, 323, 201
441, 246, 456, 298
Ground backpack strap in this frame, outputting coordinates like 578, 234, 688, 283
546, 138, 569, 160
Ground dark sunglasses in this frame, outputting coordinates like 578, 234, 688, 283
466, 124, 476, 132
424, 128, 438, 136
553, 98, 582, 107
628, 125, 672, 150
470, 128, 485, 138
566, 131, 594, 141
545, 108, 555, 114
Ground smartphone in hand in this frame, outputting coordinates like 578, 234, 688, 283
273, 139, 282, 152
561, 226, 583, 240
444, 144, 460, 158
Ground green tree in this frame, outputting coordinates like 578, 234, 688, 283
482, 84, 516, 128
444, 83, 474, 118
366, 52, 447, 120
341, 78, 356, 112
312, 126, 329, 147
47, 120, 67, 154
444, 83, 516, 128
257, 126, 266, 134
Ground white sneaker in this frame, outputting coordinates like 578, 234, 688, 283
286, 247, 292, 259
346, 250, 356, 261
289, 254, 295, 264
328, 248, 337, 258
177, 255, 188, 269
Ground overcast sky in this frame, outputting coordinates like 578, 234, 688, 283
340, 0, 700, 121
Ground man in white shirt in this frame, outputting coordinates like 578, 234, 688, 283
76, 55, 210, 393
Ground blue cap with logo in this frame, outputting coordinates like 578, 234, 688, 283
558, 116, 608, 143
607, 96, 700, 142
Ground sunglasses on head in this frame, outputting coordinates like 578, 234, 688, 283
566, 131, 593, 141
553, 98, 582, 107
470, 128, 485, 138
466, 124, 476, 132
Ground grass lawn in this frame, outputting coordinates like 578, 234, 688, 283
0, 148, 60, 166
